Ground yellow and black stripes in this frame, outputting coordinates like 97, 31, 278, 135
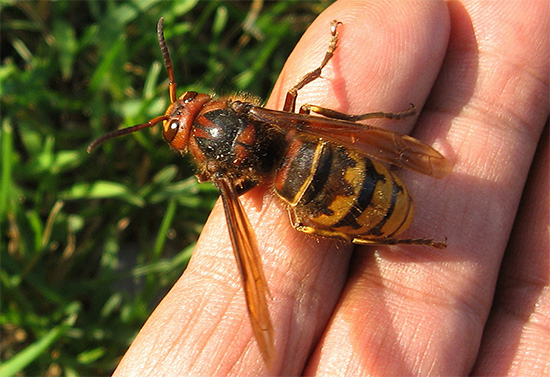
275, 139, 414, 241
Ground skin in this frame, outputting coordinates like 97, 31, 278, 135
113, 0, 549, 375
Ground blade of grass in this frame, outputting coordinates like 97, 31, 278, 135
152, 198, 177, 260
0, 119, 13, 218
0, 323, 69, 377
60, 181, 145, 207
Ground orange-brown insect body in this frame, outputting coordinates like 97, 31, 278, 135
163, 92, 286, 195
88, 18, 451, 365
162, 91, 418, 242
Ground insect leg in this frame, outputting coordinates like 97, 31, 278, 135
288, 209, 447, 249
287, 208, 354, 242
352, 236, 448, 249
283, 20, 342, 113
299, 103, 418, 122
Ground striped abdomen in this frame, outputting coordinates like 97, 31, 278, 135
274, 139, 414, 240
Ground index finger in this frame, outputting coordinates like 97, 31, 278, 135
112, 0, 452, 375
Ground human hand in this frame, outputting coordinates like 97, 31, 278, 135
113, 1, 549, 375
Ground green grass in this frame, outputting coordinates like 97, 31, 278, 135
0, 1, 328, 375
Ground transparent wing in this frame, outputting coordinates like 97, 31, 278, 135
246, 106, 452, 178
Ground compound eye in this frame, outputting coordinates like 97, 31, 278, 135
182, 91, 197, 103
163, 119, 179, 142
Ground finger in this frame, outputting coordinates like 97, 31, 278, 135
263, 0, 450, 373
267, 0, 449, 131
472, 123, 549, 375
306, 0, 549, 375
113, 0, 452, 374
110, 4, 355, 376
111, 18, 348, 377
263, 0, 448, 372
